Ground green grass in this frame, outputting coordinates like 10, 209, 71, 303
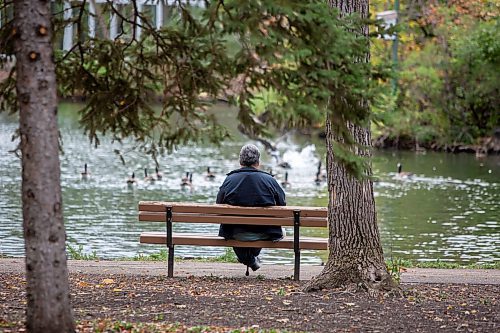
67, 244, 99, 261
4, 249, 498, 271
385, 258, 500, 270
131, 252, 498, 270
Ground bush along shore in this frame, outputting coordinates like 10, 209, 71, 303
371, 132, 500, 155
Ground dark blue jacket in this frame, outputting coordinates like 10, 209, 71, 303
216, 167, 286, 240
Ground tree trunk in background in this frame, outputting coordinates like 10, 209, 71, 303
13, 1, 75, 331
304, 0, 396, 292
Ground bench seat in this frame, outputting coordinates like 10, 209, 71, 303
140, 232, 328, 250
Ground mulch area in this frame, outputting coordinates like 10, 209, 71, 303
1, 272, 499, 332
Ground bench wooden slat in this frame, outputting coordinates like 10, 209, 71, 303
138, 212, 327, 227
138, 201, 327, 218
140, 232, 328, 250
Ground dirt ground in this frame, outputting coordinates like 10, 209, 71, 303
0, 272, 499, 332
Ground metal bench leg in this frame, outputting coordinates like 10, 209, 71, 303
166, 206, 174, 278
293, 210, 301, 281
294, 250, 300, 281
168, 246, 174, 278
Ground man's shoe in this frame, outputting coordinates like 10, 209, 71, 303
250, 261, 261, 272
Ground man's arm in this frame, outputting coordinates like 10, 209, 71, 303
273, 180, 286, 206
216, 181, 226, 204
216, 189, 225, 204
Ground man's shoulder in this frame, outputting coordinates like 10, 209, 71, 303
227, 167, 273, 177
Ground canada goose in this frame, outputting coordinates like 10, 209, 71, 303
272, 153, 291, 169
206, 167, 215, 180
144, 168, 155, 183
314, 170, 322, 185
278, 161, 291, 169
396, 163, 413, 178
181, 172, 192, 187
155, 166, 163, 180
81, 163, 90, 179
315, 161, 327, 184
267, 168, 276, 177
127, 172, 137, 186
281, 172, 291, 188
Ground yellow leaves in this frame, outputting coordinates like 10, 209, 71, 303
74, 277, 130, 293
77, 281, 91, 288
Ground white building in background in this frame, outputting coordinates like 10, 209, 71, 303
60, 0, 178, 51
376, 10, 398, 41
0, 0, 205, 53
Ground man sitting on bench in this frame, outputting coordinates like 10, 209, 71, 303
216, 144, 286, 275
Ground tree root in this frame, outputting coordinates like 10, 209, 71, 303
302, 263, 400, 296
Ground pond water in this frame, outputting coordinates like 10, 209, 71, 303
0, 103, 499, 264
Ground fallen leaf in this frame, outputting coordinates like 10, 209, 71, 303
77, 281, 91, 288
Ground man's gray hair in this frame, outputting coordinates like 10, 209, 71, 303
239, 144, 260, 167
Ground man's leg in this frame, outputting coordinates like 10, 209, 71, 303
233, 247, 261, 269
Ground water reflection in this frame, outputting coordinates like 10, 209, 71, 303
0, 104, 498, 264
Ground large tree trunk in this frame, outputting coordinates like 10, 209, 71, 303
304, 0, 396, 292
13, 1, 75, 331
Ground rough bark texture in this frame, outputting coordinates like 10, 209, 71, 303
13, 1, 75, 331
304, 0, 396, 292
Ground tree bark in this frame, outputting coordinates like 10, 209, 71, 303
13, 1, 75, 331
304, 0, 396, 292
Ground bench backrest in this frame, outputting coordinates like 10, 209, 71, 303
138, 201, 328, 227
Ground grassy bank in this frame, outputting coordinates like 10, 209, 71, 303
6, 247, 498, 270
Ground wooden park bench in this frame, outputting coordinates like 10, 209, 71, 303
138, 201, 328, 281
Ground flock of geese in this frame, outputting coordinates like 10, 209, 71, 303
81, 165, 220, 189
80, 161, 413, 189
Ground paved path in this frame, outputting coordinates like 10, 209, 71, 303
1, 258, 499, 284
